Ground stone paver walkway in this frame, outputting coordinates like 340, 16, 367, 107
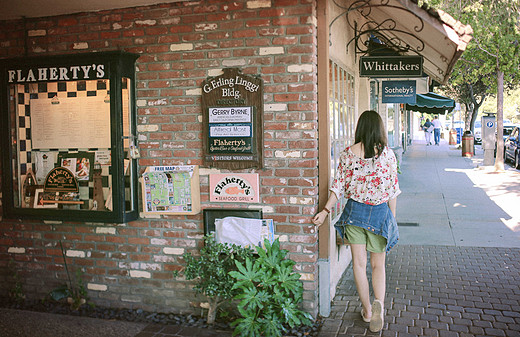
320, 245, 520, 337
318, 140, 520, 337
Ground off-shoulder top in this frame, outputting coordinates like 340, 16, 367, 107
330, 146, 401, 205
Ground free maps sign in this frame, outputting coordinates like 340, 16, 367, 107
141, 165, 200, 215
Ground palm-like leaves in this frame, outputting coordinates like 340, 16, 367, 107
229, 238, 312, 336
175, 234, 254, 324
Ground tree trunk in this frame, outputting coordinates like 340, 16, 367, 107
494, 70, 505, 171
466, 83, 482, 134
469, 108, 478, 133
207, 297, 219, 324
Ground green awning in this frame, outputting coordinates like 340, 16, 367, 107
406, 92, 455, 114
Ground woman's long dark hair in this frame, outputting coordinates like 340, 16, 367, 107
354, 110, 387, 159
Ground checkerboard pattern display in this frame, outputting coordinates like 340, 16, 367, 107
16, 80, 112, 209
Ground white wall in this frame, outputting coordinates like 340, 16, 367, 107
323, 0, 372, 309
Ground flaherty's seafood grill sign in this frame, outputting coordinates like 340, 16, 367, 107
209, 173, 260, 203
201, 68, 264, 169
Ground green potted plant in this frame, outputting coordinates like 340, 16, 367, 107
174, 234, 254, 324
229, 239, 313, 337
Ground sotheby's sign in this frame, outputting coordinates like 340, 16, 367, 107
382, 80, 416, 104
360, 56, 423, 77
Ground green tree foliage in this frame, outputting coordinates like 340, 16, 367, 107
428, 0, 520, 169
482, 88, 520, 123
229, 239, 313, 337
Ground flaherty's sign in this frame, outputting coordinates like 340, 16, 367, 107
201, 68, 264, 169
209, 173, 260, 203
44, 167, 79, 192
360, 56, 423, 77
7, 64, 107, 83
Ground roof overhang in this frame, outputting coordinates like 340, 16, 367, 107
0, 0, 187, 21
333, 0, 473, 84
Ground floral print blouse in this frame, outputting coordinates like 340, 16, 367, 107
330, 146, 401, 205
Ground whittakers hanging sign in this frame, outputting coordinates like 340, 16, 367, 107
202, 68, 264, 169
360, 56, 423, 78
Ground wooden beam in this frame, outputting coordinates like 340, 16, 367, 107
317, 0, 330, 260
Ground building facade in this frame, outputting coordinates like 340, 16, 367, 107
0, 0, 471, 318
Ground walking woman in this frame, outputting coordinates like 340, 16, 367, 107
312, 110, 400, 332
423, 118, 433, 145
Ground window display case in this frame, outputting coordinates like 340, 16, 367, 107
0, 51, 140, 223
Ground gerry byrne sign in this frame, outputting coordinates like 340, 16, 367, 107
202, 68, 264, 169
360, 56, 423, 78
382, 80, 416, 104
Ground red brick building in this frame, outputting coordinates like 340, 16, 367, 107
0, 0, 471, 318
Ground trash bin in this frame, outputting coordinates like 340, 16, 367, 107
449, 129, 457, 145
462, 131, 474, 157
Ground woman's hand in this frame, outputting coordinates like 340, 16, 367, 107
313, 193, 337, 227
312, 210, 328, 227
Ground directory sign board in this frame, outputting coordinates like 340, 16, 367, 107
202, 68, 264, 169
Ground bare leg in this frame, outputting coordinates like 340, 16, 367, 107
350, 244, 371, 318
369, 251, 386, 301
369, 251, 386, 332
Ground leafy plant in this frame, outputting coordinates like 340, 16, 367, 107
229, 239, 313, 337
8, 259, 25, 303
48, 241, 89, 310
173, 234, 254, 324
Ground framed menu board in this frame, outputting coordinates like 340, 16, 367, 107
31, 96, 111, 149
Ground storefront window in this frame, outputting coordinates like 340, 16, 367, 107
387, 104, 395, 147
370, 80, 379, 112
0, 51, 139, 223
328, 60, 355, 221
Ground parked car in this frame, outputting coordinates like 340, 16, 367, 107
503, 124, 517, 139
495, 124, 518, 157
504, 126, 520, 168
474, 120, 482, 144
446, 120, 464, 130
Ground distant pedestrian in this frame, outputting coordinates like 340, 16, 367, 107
432, 116, 443, 145
312, 110, 401, 333
423, 118, 433, 145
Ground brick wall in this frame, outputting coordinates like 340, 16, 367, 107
0, 0, 320, 316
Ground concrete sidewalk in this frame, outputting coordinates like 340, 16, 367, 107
319, 139, 520, 336
396, 140, 520, 248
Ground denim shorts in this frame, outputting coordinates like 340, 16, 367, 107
344, 225, 387, 253
334, 199, 398, 252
